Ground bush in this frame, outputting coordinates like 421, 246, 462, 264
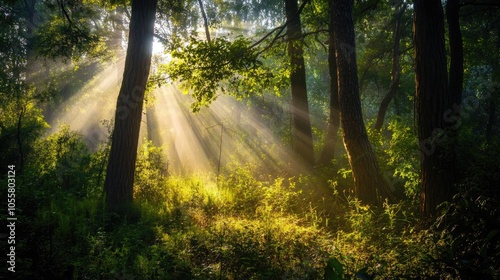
328, 197, 453, 279
431, 184, 500, 279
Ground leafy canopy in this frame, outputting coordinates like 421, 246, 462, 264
161, 36, 273, 112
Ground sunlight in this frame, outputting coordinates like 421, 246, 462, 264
44, 55, 301, 177
46, 57, 125, 150
144, 85, 302, 176
152, 38, 164, 55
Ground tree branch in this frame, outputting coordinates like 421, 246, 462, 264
59, 0, 74, 25
250, 0, 311, 53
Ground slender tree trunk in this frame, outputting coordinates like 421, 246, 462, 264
373, 1, 405, 131
104, 0, 158, 207
414, 0, 455, 217
197, 0, 211, 42
284, 0, 315, 165
332, 0, 392, 205
318, 0, 340, 166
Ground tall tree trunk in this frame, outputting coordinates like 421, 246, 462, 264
373, 1, 405, 131
414, 0, 455, 217
284, 0, 315, 165
446, 0, 464, 107
318, 0, 341, 166
104, 0, 158, 207
197, 0, 211, 42
332, 0, 392, 205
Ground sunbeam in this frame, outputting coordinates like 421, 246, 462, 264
145, 84, 303, 176
45, 57, 302, 177
45, 57, 125, 150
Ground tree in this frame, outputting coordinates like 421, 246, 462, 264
331, 0, 391, 205
104, 0, 158, 207
284, 0, 315, 164
413, 0, 455, 217
373, 0, 406, 131
318, 0, 340, 166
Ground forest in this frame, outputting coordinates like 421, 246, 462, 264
1, 0, 499, 279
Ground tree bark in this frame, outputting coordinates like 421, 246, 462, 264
332, 0, 392, 205
284, 0, 315, 165
373, 1, 405, 131
104, 0, 158, 207
318, 0, 340, 166
413, 0, 455, 217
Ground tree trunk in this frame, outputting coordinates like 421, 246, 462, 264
413, 0, 455, 217
373, 1, 405, 131
332, 0, 391, 205
318, 0, 340, 166
104, 0, 158, 207
284, 0, 315, 165
197, 0, 211, 42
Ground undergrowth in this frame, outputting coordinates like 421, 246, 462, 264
3, 128, 499, 279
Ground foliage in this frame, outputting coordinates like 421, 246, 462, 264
34, 15, 105, 60
368, 119, 419, 199
4, 125, 499, 279
28, 126, 106, 198
0, 95, 49, 169
31, 0, 114, 61
162, 36, 273, 111
327, 197, 453, 279
431, 183, 500, 278
134, 140, 169, 204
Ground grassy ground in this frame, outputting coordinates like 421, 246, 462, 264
5, 129, 499, 279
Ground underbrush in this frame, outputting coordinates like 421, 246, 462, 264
5, 129, 499, 279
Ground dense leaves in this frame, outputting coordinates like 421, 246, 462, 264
163, 36, 273, 111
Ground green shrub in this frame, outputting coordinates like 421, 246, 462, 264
329, 197, 452, 279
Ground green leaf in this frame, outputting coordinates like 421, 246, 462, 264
324, 257, 343, 280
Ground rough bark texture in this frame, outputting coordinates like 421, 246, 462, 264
104, 0, 158, 207
318, 0, 341, 166
373, 1, 405, 131
332, 0, 391, 205
413, 0, 455, 217
284, 0, 315, 165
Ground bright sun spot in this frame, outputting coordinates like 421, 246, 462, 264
152, 39, 164, 55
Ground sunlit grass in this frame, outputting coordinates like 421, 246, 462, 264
14, 126, 488, 279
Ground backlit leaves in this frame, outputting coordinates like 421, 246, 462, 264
164, 36, 273, 112
34, 16, 105, 60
